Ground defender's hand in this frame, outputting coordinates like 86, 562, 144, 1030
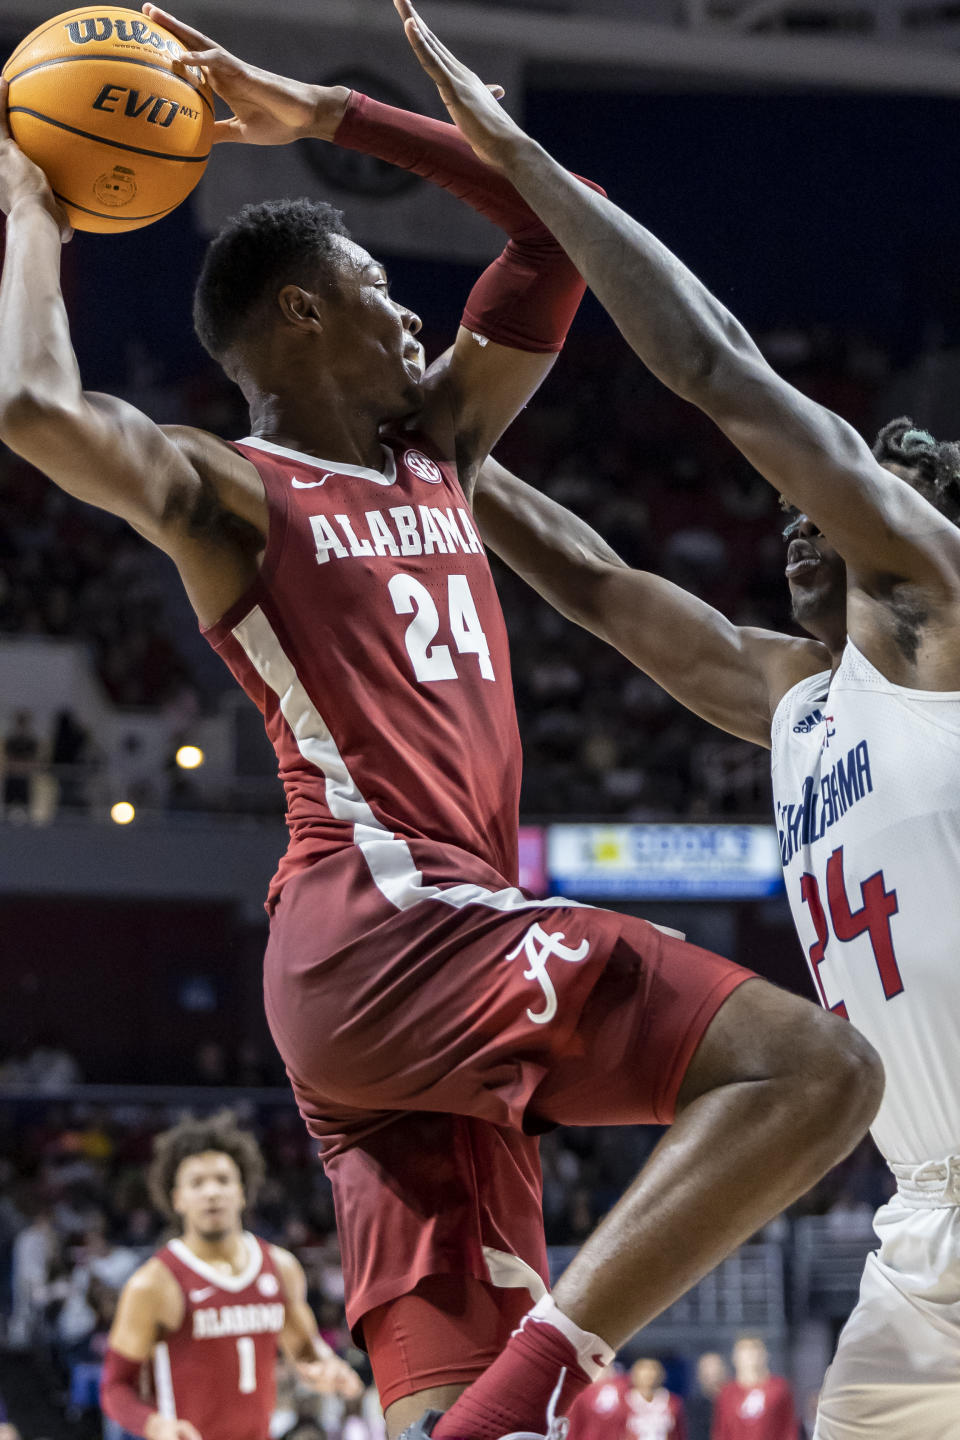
393, 0, 517, 170
0, 80, 71, 238
295, 1353, 364, 1399
141, 6, 350, 144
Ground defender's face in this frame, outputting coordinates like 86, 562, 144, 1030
172, 1151, 245, 1242
783, 512, 847, 637
323, 236, 424, 415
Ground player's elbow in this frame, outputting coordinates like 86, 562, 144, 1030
0, 387, 82, 457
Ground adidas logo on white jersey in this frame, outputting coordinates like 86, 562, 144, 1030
793, 708, 825, 733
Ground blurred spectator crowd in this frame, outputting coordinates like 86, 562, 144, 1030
0, 326, 892, 823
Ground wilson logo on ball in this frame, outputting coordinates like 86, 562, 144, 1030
67, 16, 180, 56
92, 85, 181, 128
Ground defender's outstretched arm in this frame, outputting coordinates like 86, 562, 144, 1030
396, 1, 960, 593
474, 459, 825, 747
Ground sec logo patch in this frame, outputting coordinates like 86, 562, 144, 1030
257, 1272, 280, 1296
405, 450, 443, 484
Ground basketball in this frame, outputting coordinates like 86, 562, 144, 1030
2, 6, 214, 233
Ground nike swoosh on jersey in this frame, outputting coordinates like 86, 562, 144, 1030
291, 474, 335, 488
189, 1286, 217, 1302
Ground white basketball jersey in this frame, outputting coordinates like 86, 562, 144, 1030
771, 640, 960, 1164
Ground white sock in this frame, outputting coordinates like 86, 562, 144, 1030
523, 1293, 615, 1381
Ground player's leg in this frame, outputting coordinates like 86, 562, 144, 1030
542, 978, 882, 1346
429, 937, 883, 1440
363, 1277, 530, 1439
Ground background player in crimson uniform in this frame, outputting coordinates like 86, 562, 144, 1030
568, 1366, 630, 1440
711, 1340, 797, 1440
623, 1360, 687, 1440
0, 10, 881, 1440
101, 1113, 361, 1440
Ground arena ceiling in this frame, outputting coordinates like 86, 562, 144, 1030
6, 0, 960, 94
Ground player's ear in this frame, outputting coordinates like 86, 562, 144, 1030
278, 285, 325, 334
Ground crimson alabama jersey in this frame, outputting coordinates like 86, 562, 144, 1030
569, 1373, 631, 1440
202, 433, 523, 915
152, 1234, 285, 1440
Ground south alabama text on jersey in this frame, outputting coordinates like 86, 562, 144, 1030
776, 738, 873, 866
770, 639, 960, 1165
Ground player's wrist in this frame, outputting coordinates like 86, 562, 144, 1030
7, 190, 64, 235
308, 84, 353, 142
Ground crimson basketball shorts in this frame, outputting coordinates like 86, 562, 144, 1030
264, 849, 754, 1393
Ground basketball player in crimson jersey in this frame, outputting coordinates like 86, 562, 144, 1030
398, 8, 960, 1436
571, 1361, 685, 1440
0, 9, 881, 1440
101, 1113, 362, 1440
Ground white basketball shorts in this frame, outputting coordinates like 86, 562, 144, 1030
813, 1194, 960, 1438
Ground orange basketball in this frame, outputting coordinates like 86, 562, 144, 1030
2, 6, 214, 233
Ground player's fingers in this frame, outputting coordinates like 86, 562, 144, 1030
142, 5, 215, 51
405, 3, 471, 75
0, 78, 10, 140
486, 83, 505, 99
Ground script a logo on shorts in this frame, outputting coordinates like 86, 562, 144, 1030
404, 449, 443, 484
506, 921, 590, 1026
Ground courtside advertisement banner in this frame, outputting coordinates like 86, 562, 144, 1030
547, 823, 785, 899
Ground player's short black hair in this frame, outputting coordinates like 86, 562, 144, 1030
147, 1110, 265, 1222
193, 197, 351, 360
873, 416, 960, 525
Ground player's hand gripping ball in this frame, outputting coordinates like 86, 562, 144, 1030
2, 6, 213, 232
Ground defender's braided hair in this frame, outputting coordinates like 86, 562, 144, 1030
872, 416, 960, 524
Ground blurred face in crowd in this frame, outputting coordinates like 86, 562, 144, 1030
696, 1352, 728, 1397
732, 1337, 769, 1385
630, 1358, 665, 1398
172, 1150, 246, 1244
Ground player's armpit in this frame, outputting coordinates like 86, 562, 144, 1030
699, 355, 960, 592
475, 458, 827, 746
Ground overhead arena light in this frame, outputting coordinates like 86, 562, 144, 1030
110, 801, 136, 825
175, 745, 204, 770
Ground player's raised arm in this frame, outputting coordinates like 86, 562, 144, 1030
271, 1247, 364, 1399
0, 90, 268, 624
395, 1, 960, 592
145, 6, 601, 493
474, 458, 826, 746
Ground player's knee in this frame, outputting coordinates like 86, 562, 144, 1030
786, 1007, 884, 1147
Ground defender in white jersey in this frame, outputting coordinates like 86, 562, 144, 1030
395, 16, 960, 1435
